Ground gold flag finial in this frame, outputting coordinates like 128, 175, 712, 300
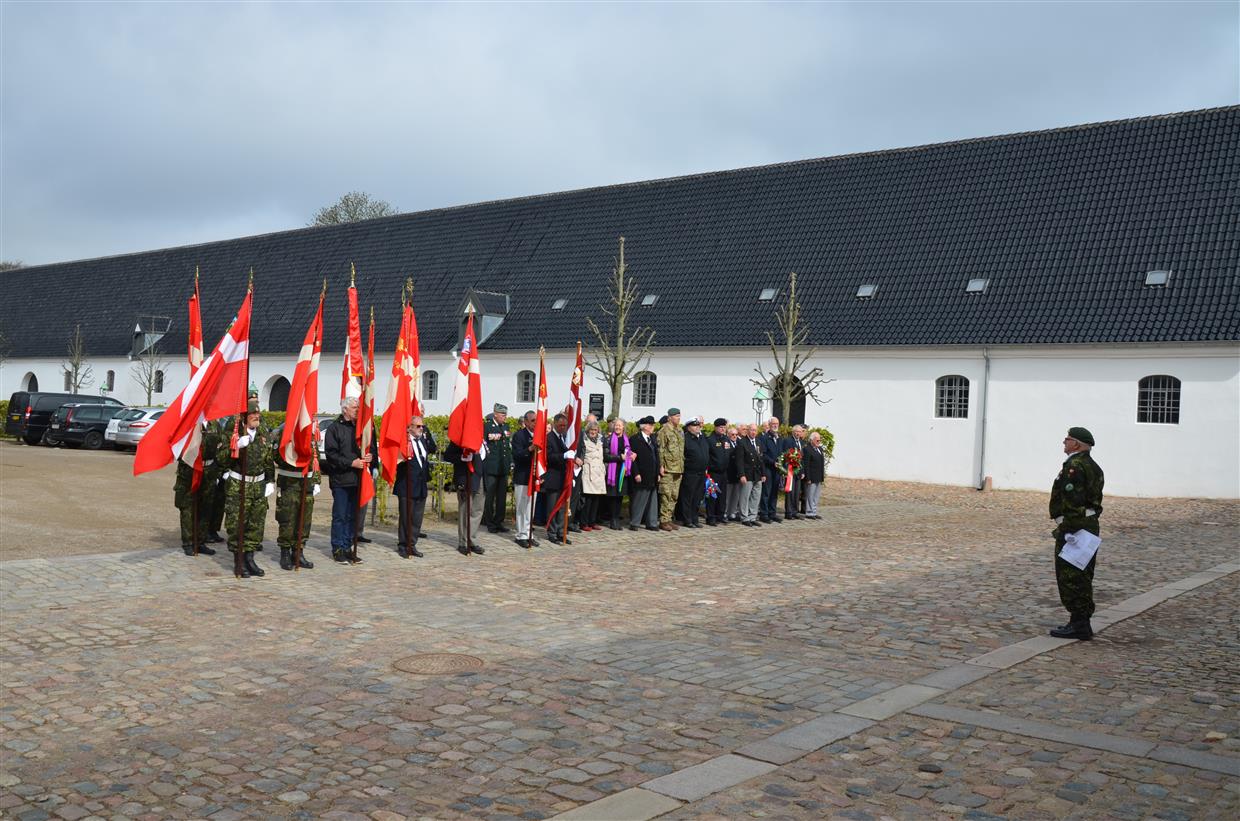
349, 261, 356, 287
321, 277, 327, 297
194, 265, 199, 287
248, 267, 254, 290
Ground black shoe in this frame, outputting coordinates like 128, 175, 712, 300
569, 524, 583, 533
398, 546, 409, 558
487, 526, 500, 534
181, 545, 194, 556
516, 539, 530, 549
495, 525, 510, 533
529, 537, 540, 547
469, 543, 485, 555
234, 553, 252, 578
457, 545, 470, 556
610, 523, 621, 530
208, 532, 224, 543
418, 531, 429, 538
348, 552, 364, 564
1049, 619, 1094, 640
410, 547, 424, 558
333, 551, 350, 563
244, 553, 265, 577
296, 551, 314, 569
645, 525, 659, 531
254, 543, 263, 551
280, 548, 294, 571
629, 525, 640, 531
199, 544, 217, 555
356, 535, 372, 543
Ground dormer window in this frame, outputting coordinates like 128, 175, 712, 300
132, 315, 172, 358
856, 284, 877, 300
1144, 270, 1170, 287
458, 288, 510, 346
641, 294, 659, 307
965, 278, 989, 294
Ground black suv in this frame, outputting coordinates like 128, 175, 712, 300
46, 403, 125, 450
6, 391, 124, 445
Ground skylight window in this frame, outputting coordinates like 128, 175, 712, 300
965, 278, 989, 294
758, 287, 777, 302
641, 294, 659, 307
855, 284, 877, 300
551, 298, 568, 310
1144, 270, 1170, 287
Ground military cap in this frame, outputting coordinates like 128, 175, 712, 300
246, 398, 261, 415
1067, 426, 1095, 446
637, 415, 656, 425
666, 407, 681, 416
713, 417, 727, 427
685, 417, 702, 427
493, 403, 508, 414
658, 415, 668, 425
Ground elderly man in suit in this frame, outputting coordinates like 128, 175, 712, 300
628, 415, 662, 531
803, 431, 826, 519
393, 416, 436, 557
732, 422, 766, 526
758, 416, 783, 523
541, 413, 574, 544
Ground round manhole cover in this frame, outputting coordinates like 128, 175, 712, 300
394, 653, 485, 675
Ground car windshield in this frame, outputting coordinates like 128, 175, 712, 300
150, 411, 164, 420
118, 409, 145, 421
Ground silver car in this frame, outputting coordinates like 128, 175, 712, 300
113, 407, 165, 449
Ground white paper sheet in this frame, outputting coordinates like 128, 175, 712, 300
1058, 529, 1101, 570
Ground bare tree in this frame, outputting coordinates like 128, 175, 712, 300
585, 236, 656, 419
0, 260, 23, 272
751, 271, 833, 423
130, 342, 169, 405
310, 191, 398, 226
62, 324, 94, 393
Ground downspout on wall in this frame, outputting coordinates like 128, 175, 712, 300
977, 346, 991, 490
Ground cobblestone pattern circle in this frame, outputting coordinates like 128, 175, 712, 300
393, 652, 485, 675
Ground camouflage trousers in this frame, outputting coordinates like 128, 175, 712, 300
275, 476, 315, 550
658, 472, 681, 524
205, 473, 226, 534
225, 478, 269, 553
175, 493, 208, 549
1054, 527, 1097, 618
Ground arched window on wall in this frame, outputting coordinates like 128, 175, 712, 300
934, 375, 969, 418
516, 370, 536, 403
422, 370, 439, 401
1137, 375, 1180, 424
633, 371, 657, 407
154, 370, 165, 394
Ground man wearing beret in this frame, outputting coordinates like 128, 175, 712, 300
481, 403, 512, 534
705, 417, 732, 526
657, 408, 684, 531
1048, 427, 1105, 640
678, 417, 710, 527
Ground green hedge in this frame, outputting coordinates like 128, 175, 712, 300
0, 400, 9, 439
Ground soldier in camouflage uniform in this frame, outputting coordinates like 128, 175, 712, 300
203, 423, 227, 543
656, 408, 684, 530
272, 422, 318, 572
1048, 426, 1105, 640
172, 421, 221, 557
219, 400, 274, 578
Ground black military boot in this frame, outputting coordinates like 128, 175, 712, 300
1050, 617, 1093, 640
233, 551, 251, 578
296, 550, 314, 569
279, 548, 294, 571
181, 544, 194, 556
198, 542, 216, 556
244, 552, 265, 577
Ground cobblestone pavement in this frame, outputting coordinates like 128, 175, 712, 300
0, 480, 1236, 820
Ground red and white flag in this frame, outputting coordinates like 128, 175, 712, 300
357, 310, 377, 508
379, 300, 414, 485
447, 313, 484, 455
183, 273, 207, 490
135, 290, 252, 476
549, 341, 584, 522
407, 300, 423, 417
279, 291, 324, 470
530, 350, 548, 491
340, 268, 364, 400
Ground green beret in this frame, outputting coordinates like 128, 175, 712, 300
247, 398, 261, 415
1067, 426, 1095, 446
667, 407, 681, 416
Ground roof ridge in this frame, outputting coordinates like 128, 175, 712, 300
6, 104, 1236, 273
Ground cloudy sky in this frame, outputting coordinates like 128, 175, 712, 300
2, 1, 1236, 266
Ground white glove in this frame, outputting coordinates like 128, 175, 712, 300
371, 467, 378, 479
312, 482, 321, 496
564, 449, 576, 460
264, 482, 275, 498
236, 434, 253, 448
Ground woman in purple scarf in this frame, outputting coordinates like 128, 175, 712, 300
604, 418, 633, 530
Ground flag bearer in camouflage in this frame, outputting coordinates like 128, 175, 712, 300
220, 399, 274, 578
1048, 426, 1104, 640
272, 422, 318, 572
203, 431, 227, 543
656, 408, 684, 531
172, 421, 221, 557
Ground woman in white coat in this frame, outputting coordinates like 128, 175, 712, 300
579, 419, 607, 530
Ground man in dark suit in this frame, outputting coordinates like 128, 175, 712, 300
732, 422, 766, 526
628, 415, 661, 530
393, 416, 436, 557
758, 416, 784, 523
779, 425, 807, 519
443, 440, 485, 556
705, 417, 732, 526
541, 414, 572, 544
510, 410, 540, 549
481, 403, 512, 533
678, 417, 709, 527
803, 431, 826, 519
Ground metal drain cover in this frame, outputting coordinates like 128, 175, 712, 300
394, 653, 485, 675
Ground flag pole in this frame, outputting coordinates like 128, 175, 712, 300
191, 267, 202, 558
233, 271, 254, 579
402, 281, 414, 558
527, 347, 543, 538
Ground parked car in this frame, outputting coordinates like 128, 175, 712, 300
6, 391, 124, 445
114, 408, 166, 449
107, 407, 161, 447
45, 403, 125, 450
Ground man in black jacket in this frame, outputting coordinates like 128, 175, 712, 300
732, 423, 766, 526
443, 440, 486, 555
511, 410, 540, 549
758, 417, 784, 523
779, 425, 807, 520
481, 403, 512, 533
628, 416, 661, 530
705, 418, 733, 526
541, 414, 572, 544
324, 396, 379, 563
802, 431, 826, 519
393, 416, 436, 557
678, 417, 710, 527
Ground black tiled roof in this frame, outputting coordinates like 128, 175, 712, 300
3, 106, 1237, 358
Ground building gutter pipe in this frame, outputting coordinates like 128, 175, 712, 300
977, 346, 991, 490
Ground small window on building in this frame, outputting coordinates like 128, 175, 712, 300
63, 370, 72, 391
633, 371, 657, 406
153, 370, 165, 394
1137, 375, 1180, 424
105, 370, 115, 391
758, 287, 777, 302
1144, 270, 1170, 287
641, 294, 659, 307
422, 370, 439, 401
965, 278, 989, 294
551, 299, 568, 311
517, 370, 536, 403
856, 284, 878, 300
935, 375, 969, 418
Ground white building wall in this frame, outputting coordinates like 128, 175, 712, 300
4, 343, 1236, 498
